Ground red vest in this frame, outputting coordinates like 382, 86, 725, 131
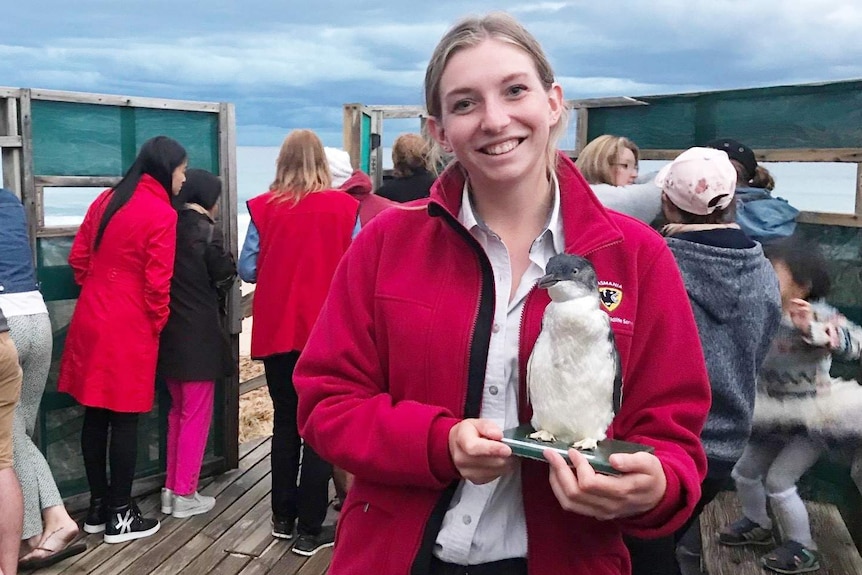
246, 190, 358, 358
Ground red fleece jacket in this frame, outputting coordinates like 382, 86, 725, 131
295, 154, 709, 575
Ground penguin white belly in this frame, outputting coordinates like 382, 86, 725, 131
527, 298, 616, 449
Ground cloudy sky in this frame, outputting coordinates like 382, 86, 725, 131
5, 0, 862, 147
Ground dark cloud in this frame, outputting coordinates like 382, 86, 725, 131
3, 1, 860, 146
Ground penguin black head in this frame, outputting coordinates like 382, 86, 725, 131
538, 253, 598, 292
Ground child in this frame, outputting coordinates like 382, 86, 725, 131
719, 235, 862, 574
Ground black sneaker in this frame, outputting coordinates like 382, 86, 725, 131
292, 525, 335, 556
272, 515, 295, 540
718, 516, 774, 547
103, 500, 160, 544
83, 497, 108, 534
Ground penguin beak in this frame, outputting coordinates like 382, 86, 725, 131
538, 273, 562, 289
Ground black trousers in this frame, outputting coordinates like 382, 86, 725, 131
430, 557, 527, 575
626, 462, 732, 575
264, 351, 332, 536
81, 406, 140, 507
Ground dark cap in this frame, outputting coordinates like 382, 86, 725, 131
705, 138, 757, 182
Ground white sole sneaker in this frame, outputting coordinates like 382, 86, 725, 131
172, 493, 216, 519
103, 521, 160, 544
83, 522, 105, 534
161, 488, 174, 515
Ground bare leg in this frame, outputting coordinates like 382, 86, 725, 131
19, 505, 79, 562
0, 467, 23, 575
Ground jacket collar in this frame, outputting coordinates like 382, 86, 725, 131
138, 174, 173, 204
428, 152, 624, 256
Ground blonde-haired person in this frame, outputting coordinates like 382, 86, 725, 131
294, 12, 709, 575
575, 134, 663, 224
239, 129, 359, 556
375, 133, 437, 203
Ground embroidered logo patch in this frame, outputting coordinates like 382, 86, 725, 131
598, 286, 622, 312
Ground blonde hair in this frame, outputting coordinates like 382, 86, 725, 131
424, 12, 569, 171
575, 135, 639, 185
269, 129, 332, 203
392, 133, 430, 178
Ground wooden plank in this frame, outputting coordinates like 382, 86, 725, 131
52, 495, 161, 575
639, 149, 862, 163
569, 96, 648, 109
241, 291, 254, 319
239, 436, 268, 459
342, 104, 363, 171
224, 496, 276, 556
35, 176, 119, 187
777, 500, 862, 575
235, 540, 293, 575
29, 89, 221, 112
702, 490, 862, 575
0, 87, 22, 98
796, 211, 862, 227
0, 97, 23, 197
58, 440, 269, 575
295, 547, 333, 575
0, 135, 22, 147
240, 374, 267, 396
263, 543, 309, 575
374, 105, 426, 119
120, 447, 272, 575
856, 163, 862, 217
210, 553, 251, 575
155, 483, 273, 575
20, 90, 38, 251
575, 108, 589, 156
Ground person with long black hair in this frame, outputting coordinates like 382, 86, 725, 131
58, 136, 187, 544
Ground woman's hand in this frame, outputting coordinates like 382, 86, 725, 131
448, 419, 513, 485
545, 448, 667, 521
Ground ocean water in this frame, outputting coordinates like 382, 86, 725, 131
29, 149, 861, 250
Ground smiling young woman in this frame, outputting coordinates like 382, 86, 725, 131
294, 12, 710, 575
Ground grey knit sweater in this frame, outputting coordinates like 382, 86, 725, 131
666, 235, 781, 465
759, 300, 862, 398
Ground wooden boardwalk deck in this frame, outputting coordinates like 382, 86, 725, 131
22, 437, 334, 575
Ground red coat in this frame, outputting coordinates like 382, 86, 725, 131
246, 190, 358, 358
295, 154, 710, 575
58, 175, 177, 413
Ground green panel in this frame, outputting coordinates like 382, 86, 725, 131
32, 101, 220, 176
587, 97, 697, 149
32, 101, 127, 176
36, 237, 79, 302
133, 108, 219, 172
360, 112, 372, 174
586, 80, 862, 150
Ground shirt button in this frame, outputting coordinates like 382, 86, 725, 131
489, 386, 499, 396
462, 515, 472, 525
492, 323, 500, 333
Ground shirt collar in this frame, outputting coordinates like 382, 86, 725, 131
458, 173, 564, 254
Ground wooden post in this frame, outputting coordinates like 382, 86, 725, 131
0, 94, 23, 198
219, 102, 240, 471
574, 108, 589, 159
19, 89, 38, 258
342, 104, 363, 170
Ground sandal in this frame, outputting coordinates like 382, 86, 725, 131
761, 540, 821, 574
18, 528, 87, 570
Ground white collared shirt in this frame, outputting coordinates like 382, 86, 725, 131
434, 176, 565, 564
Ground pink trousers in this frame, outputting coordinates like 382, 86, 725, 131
165, 378, 214, 496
